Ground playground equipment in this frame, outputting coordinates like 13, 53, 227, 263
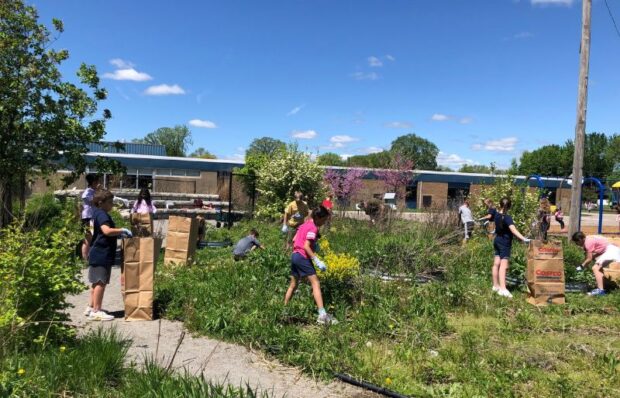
612, 181, 620, 207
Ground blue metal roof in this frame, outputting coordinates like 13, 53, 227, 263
85, 153, 242, 172
87, 142, 167, 156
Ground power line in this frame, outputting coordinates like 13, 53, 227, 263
604, 0, 620, 39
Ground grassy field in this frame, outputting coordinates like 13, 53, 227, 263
155, 218, 620, 397
0, 328, 270, 397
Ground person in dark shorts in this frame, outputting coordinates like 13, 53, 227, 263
85, 190, 132, 321
491, 197, 530, 299
284, 206, 337, 325
232, 229, 264, 260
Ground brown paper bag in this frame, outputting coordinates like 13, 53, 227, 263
130, 213, 154, 237
603, 262, 620, 288
526, 240, 565, 305
164, 216, 199, 266
122, 237, 162, 321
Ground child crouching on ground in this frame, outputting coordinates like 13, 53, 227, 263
284, 205, 337, 325
571, 232, 620, 296
232, 228, 264, 261
492, 197, 530, 298
85, 190, 132, 321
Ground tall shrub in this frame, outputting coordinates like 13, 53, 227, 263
0, 209, 83, 348
255, 145, 324, 218
471, 175, 540, 236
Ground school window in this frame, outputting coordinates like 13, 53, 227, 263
422, 195, 432, 208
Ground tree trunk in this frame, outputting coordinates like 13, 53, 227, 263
0, 179, 14, 228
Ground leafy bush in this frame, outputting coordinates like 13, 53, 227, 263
471, 174, 540, 236
0, 209, 83, 350
317, 238, 360, 282
255, 144, 325, 218
24, 193, 67, 231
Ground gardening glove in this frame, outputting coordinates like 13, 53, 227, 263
120, 228, 133, 238
281, 224, 288, 234
312, 256, 327, 272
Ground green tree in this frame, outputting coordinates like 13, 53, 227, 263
133, 125, 192, 157
317, 152, 345, 166
246, 137, 286, 159
606, 135, 620, 184
189, 147, 216, 159
347, 151, 392, 168
0, 1, 115, 227
237, 137, 286, 196
255, 144, 324, 218
458, 164, 492, 174
517, 133, 616, 179
518, 145, 570, 177
390, 134, 439, 170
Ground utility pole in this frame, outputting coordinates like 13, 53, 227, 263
569, 0, 592, 238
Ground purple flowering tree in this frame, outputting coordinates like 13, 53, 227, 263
374, 154, 414, 203
324, 168, 367, 212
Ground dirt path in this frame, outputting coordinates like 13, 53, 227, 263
66, 267, 376, 398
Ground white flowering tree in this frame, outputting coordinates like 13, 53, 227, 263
471, 175, 541, 236
255, 144, 325, 219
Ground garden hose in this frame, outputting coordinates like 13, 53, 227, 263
334, 373, 410, 398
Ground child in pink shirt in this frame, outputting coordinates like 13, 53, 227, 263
572, 232, 620, 296
284, 206, 337, 325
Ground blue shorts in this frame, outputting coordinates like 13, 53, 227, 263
493, 239, 512, 260
291, 252, 316, 279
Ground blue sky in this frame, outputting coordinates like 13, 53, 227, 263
35, 0, 620, 169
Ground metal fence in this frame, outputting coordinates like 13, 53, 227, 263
216, 172, 258, 227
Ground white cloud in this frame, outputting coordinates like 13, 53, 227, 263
351, 71, 380, 81
459, 117, 474, 125
287, 104, 305, 116
330, 135, 358, 144
384, 121, 413, 129
385, 54, 396, 62
291, 129, 317, 139
513, 31, 534, 39
144, 84, 186, 96
188, 119, 217, 128
368, 56, 383, 67
110, 58, 134, 69
436, 152, 477, 169
431, 113, 451, 122
472, 137, 518, 152
103, 68, 152, 81
339, 153, 353, 160
531, 0, 573, 5
360, 146, 384, 154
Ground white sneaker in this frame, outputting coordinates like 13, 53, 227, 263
492, 286, 500, 293
88, 310, 114, 321
83, 306, 93, 317
317, 313, 339, 325
498, 289, 513, 298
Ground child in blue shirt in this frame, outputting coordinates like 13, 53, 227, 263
492, 197, 530, 298
85, 190, 132, 321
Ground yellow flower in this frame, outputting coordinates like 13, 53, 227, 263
17, 368, 25, 376
60, 346, 66, 353
385, 377, 392, 385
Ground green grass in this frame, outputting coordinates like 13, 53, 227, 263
154, 218, 620, 397
0, 327, 270, 397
